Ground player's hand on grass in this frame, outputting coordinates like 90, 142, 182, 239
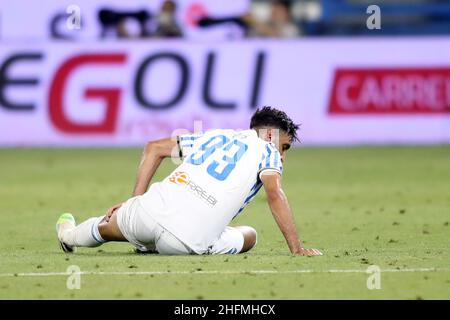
105, 203, 123, 222
294, 248, 323, 256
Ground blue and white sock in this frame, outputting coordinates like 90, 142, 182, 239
61, 216, 106, 247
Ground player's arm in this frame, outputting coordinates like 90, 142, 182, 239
133, 137, 179, 196
105, 137, 179, 221
260, 172, 322, 256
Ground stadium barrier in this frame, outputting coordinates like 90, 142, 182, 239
1, 38, 450, 146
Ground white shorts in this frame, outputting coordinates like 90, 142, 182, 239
116, 197, 245, 255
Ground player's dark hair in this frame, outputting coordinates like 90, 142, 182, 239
250, 106, 300, 142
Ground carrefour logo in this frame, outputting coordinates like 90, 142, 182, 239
329, 67, 450, 114
168, 171, 217, 207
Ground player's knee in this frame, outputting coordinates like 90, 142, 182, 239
239, 226, 257, 253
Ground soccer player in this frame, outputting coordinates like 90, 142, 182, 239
56, 107, 322, 256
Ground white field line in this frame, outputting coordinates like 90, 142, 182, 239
0, 268, 446, 278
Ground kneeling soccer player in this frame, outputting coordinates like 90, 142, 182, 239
56, 107, 323, 256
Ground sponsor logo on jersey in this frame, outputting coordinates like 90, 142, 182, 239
169, 171, 189, 185
168, 171, 217, 206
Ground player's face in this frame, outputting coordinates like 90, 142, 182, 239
277, 131, 292, 163
259, 127, 292, 162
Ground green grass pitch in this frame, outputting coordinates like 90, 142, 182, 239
0, 146, 449, 299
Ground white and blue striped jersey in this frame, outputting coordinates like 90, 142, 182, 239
138, 129, 283, 254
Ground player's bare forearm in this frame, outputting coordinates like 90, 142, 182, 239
265, 186, 303, 252
133, 138, 179, 196
261, 173, 322, 256
133, 152, 163, 196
